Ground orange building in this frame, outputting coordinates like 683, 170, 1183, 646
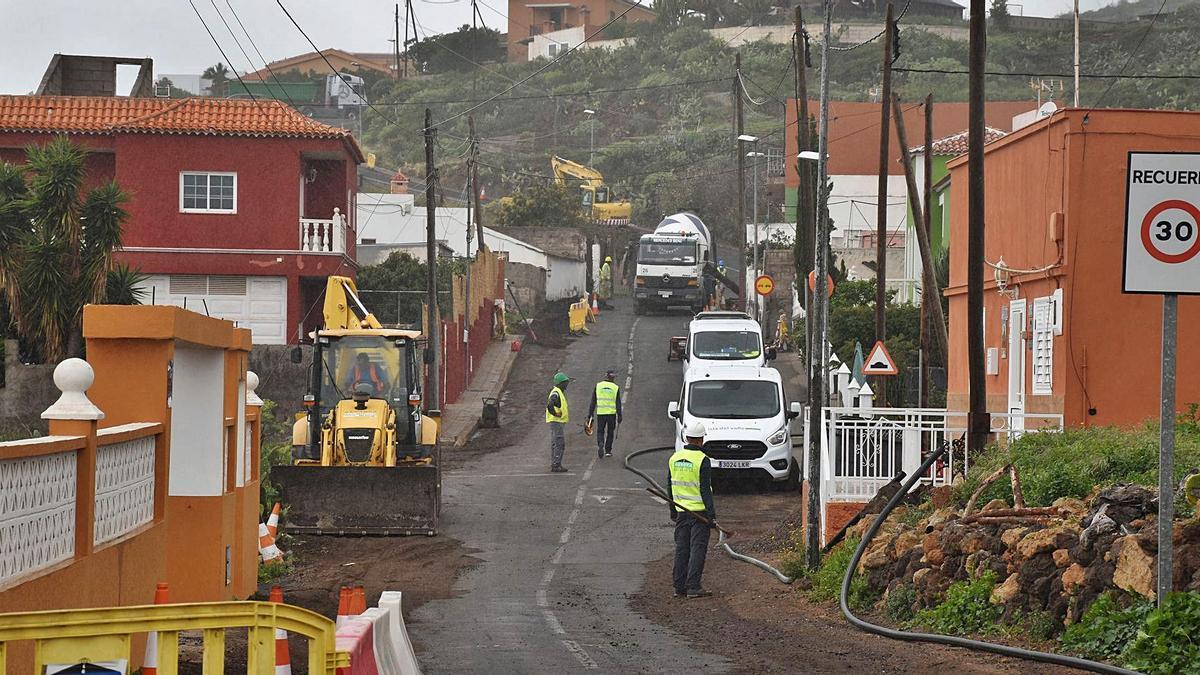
944, 109, 1200, 428
506, 0, 655, 61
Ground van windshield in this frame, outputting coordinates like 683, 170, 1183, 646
691, 330, 761, 360
687, 380, 780, 419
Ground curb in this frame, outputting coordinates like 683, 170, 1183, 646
450, 345, 521, 449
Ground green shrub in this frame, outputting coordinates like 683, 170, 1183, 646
803, 537, 880, 611
1121, 591, 1200, 674
258, 399, 294, 516
956, 423, 1200, 507
1060, 592, 1153, 661
911, 572, 1001, 636
776, 528, 808, 581
884, 583, 918, 623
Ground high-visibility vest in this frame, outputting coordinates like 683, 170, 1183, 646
546, 385, 569, 423
594, 381, 619, 416
599, 262, 612, 282
351, 363, 384, 391
669, 447, 707, 513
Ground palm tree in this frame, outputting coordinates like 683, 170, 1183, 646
0, 137, 129, 362
202, 62, 231, 97
106, 263, 149, 306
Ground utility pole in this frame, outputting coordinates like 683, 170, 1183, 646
424, 108, 441, 413
968, 0, 989, 454
794, 6, 815, 365
402, 0, 409, 78
875, 2, 894, 361
394, 4, 401, 79
920, 93, 933, 409
1073, 0, 1081, 106
736, 52, 747, 310
806, 0, 834, 573
469, 116, 485, 248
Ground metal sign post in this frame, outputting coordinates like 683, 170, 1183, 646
1123, 151, 1200, 605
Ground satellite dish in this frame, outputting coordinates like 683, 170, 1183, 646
1038, 102, 1058, 118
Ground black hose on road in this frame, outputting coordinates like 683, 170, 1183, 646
839, 445, 1138, 675
624, 446, 793, 584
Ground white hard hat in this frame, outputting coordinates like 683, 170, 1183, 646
684, 420, 706, 438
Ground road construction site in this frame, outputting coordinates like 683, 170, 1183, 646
274, 299, 1061, 673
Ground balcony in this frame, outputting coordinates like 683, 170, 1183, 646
299, 207, 349, 254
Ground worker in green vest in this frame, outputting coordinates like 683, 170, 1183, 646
598, 256, 613, 307
667, 421, 717, 599
586, 369, 623, 459
546, 372, 571, 473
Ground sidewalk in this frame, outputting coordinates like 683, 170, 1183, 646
440, 340, 521, 448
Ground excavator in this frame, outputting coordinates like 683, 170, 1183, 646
551, 155, 633, 222
274, 276, 441, 535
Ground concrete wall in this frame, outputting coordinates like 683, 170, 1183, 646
506, 260, 547, 311
0, 341, 56, 433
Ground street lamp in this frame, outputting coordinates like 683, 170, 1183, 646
798, 150, 822, 162
583, 109, 596, 165
747, 149, 766, 324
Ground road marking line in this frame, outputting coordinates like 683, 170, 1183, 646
558, 527, 572, 544
551, 545, 565, 564
542, 609, 566, 635
542, 569, 555, 585
536, 589, 549, 608
561, 640, 599, 669
567, 508, 580, 525
574, 485, 586, 506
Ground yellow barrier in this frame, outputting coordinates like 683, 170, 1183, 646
0, 601, 350, 675
568, 299, 589, 335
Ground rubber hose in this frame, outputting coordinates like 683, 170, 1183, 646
625, 446, 793, 585
839, 445, 1138, 675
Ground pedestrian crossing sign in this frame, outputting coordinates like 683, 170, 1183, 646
862, 340, 898, 376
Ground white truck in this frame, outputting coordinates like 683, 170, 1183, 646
668, 365, 802, 488
634, 213, 712, 314
325, 73, 367, 109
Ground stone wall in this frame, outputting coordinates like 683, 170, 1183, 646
0, 340, 55, 434
506, 261, 547, 313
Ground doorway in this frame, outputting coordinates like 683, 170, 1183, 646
1008, 299, 1027, 435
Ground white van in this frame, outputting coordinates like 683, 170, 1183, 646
668, 365, 801, 486
683, 313, 775, 373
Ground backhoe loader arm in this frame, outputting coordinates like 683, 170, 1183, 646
551, 156, 605, 189
323, 275, 384, 330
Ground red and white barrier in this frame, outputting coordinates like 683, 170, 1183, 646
334, 589, 421, 675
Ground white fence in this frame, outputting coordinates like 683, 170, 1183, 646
94, 425, 158, 545
0, 448, 78, 587
299, 207, 348, 254
805, 406, 1064, 545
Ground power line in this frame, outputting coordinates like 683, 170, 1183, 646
369, 77, 725, 106
188, 0, 268, 115
223, 0, 300, 109
1088, 0, 1169, 113
894, 65, 1200, 80
829, 0, 911, 52
208, 0, 282, 101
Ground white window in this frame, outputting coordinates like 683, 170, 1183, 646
1031, 296, 1054, 395
548, 43, 559, 57
180, 172, 237, 213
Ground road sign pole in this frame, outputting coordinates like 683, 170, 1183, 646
1157, 292, 1177, 606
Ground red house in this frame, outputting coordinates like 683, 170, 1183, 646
0, 95, 363, 344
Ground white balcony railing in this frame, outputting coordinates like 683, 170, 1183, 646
299, 207, 348, 254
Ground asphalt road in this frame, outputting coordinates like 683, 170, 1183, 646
411, 301, 736, 672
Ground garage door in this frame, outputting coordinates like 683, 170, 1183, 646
139, 275, 288, 344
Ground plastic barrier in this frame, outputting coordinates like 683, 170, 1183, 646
567, 299, 589, 335
335, 591, 422, 675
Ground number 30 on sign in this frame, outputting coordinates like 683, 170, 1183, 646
1124, 153, 1200, 294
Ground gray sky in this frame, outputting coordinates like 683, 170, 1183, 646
1, 0, 1113, 95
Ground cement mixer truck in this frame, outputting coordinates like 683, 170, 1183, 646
634, 213, 737, 314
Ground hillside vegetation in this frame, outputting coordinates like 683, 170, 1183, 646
359, 10, 1200, 237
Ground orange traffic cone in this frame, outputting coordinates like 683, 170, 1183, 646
266, 503, 281, 538
335, 586, 352, 628
270, 586, 292, 675
259, 523, 284, 565
591, 293, 600, 317
143, 582, 170, 675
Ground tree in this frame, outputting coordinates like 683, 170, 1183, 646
355, 251, 461, 324
154, 76, 194, 98
202, 63, 231, 97
407, 25, 504, 74
990, 0, 1011, 27
0, 137, 130, 362
488, 183, 591, 230
105, 263, 149, 306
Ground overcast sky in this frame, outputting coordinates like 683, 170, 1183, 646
1, 0, 1115, 95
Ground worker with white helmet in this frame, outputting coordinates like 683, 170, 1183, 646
667, 420, 717, 599
598, 255, 614, 307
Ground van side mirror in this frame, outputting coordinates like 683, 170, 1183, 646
766, 346, 778, 361
667, 401, 680, 420
290, 346, 303, 364
788, 401, 802, 420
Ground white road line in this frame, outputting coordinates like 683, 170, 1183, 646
558, 527, 572, 544
551, 545, 565, 564
567, 508, 580, 525
540, 454, 599, 665
561, 640, 599, 669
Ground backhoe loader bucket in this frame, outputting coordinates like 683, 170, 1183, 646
273, 459, 441, 536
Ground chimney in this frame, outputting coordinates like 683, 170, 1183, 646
389, 170, 410, 194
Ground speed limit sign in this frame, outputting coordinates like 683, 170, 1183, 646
1124, 152, 1200, 294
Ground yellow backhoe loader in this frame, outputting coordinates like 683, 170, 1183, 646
274, 276, 441, 535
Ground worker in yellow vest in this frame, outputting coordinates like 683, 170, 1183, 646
586, 369, 623, 459
667, 421, 717, 599
546, 372, 571, 473
598, 256, 614, 308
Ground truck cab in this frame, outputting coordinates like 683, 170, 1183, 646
634, 213, 713, 314
668, 365, 802, 485
683, 314, 775, 373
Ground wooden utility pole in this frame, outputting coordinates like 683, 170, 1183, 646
967, 0, 989, 453
468, 115, 485, 250
892, 92, 949, 361
394, 4, 401, 79
920, 94, 934, 408
875, 2, 894, 366
402, 0, 410, 78
794, 6, 814, 321
735, 52, 747, 311
424, 108, 441, 412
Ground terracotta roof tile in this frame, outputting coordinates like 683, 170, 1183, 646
917, 126, 1008, 156
0, 95, 363, 159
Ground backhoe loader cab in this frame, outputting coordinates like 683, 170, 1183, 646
275, 275, 441, 536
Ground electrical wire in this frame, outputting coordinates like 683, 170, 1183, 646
223, 0, 300, 109
188, 0, 269, 116
208, 0, 284, 103
840, 445, 1138, 674
828, 0, 911, 52
1087, 0, 1169, 113
895, 66, 1200, 80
